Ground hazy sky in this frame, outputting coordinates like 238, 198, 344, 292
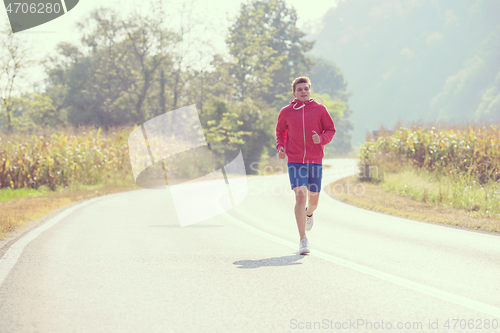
1, 0, 338, 93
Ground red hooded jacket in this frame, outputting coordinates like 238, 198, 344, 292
276, 98, 336, 164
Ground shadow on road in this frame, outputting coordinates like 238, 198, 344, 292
233, 254, 304, 269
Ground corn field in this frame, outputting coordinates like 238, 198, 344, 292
1, 126, 223, 191
0, 128, 131, 190
360, 125, 500, 184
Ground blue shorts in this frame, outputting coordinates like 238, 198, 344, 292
287, 163, 323, 193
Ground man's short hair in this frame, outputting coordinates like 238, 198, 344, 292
292, 77, 311, 93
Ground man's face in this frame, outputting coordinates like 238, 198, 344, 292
293, 83, 311, 103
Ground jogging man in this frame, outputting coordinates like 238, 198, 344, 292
276, 77, 336, 254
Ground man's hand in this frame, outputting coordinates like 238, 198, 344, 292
312, 131, 321, 144
278, 147, 286, 159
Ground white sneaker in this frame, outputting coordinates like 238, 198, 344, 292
306, 208, 314, 231
299, 237, 310, 255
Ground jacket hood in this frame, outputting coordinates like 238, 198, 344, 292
290, 98, 316, 105
289, 97, 324, 110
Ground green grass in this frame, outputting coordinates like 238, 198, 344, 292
328, 175, 500, 233
381, 167, 500, 218
0, 182, 120, 203
0, 186, 52, 203
0, 168, 135, 204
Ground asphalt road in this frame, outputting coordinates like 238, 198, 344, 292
1, 159, 499, 333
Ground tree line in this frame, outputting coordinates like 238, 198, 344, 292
0, 0, 353, 172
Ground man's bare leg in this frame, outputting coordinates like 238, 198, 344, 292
307, 191, 320, 216
293, 186, 308, 240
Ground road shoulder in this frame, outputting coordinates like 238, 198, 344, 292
325, 176, 500, 234
0, 184, 140, 251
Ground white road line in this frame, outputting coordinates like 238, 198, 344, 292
3, 169, 498, 319
0, 196, 103, 287
222, 212, 500, 318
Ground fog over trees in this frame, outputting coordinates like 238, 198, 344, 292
311, 0, 500, 145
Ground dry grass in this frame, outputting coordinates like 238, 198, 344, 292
0, 183, 140, 241
326, 176, 500, 233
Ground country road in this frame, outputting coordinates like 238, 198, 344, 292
0, 159, 499, 332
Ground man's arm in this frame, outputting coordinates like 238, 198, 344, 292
276, 109, 288, 151
318, 107, 336, 145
